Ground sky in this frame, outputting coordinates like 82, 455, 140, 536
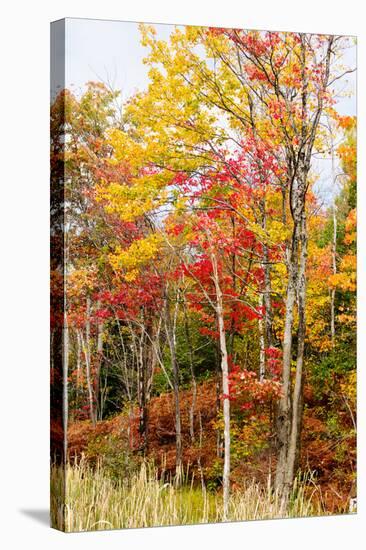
61, 17, 357, 206
64, 18, 356, 109
64, 18, 172, 101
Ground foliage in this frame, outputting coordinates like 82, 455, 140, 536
50, 25, 356, 527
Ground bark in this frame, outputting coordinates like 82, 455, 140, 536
183, 298, 197, 443
258, 292, 266, 381
275, 225, 298, 490
98, 368, 109, 421
211, 252, 230, 520
330, 138, 337, 347
276, 160, 310, 497
215, 349, 224, 458
144, 316, 157, 431
82, 297, 96, 427
228, 216, 237, 357
94, 315, 104, 420
137, 329, 148, 453
197, 412, 206, 494
75, 330, 82, 388
275, 36, 334, 496
259, 200, 273, 354
63, 306, 69, 462
263, 244, 274, 349
164, 289, 183, 477
285, 211, 308, 488
130, 314, 155, 454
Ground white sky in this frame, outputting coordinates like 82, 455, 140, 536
65, 18, 172, 101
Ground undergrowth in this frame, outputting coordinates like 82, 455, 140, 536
51, 458, 326, 532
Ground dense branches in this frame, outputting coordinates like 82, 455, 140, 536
51, 28, 356, 517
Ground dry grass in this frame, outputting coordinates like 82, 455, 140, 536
51, 459, 326, 532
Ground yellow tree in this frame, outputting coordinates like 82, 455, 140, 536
125, 25, 353, 496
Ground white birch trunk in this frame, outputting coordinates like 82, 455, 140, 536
330, 136, 337, 347
63, 307, 69, 463
275, 230, 298, 491
258, 293, 266, 381
164, 288, 183, 477
76, 330, 82, 388
211, 252, 230, 520
82, 297, 96, 426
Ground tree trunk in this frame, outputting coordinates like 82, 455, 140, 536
263, 244, 274, 350
274, 33, 334, 493
75, 330, 82, 388
63, 306, 69, 462
211, 252, 230, 520
276, 164, 309, 497
215, 345, 224, 458
258, 292, 266, 381
164, 289, 183, 477
275, 226, 298, 491
82, 297, 96, 427
259, 203, 273, 381
94, 314, 104, 421
137, 330, 148, 453
330, 145, 337, 348
183, 297, 197, 443
285, 211, 308, 487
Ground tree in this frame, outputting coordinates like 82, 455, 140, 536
128, 26, 353, 496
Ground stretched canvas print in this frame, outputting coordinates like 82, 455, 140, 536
50, 18, 357, 532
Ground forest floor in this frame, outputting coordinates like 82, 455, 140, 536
67, 380, 356, 517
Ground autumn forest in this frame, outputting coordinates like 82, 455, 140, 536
50, 23, 357, 531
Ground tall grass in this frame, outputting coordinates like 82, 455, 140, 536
51, 459, 325, 532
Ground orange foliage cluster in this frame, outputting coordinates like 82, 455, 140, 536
67, 379, 356, 512
68, 382, 219, 474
